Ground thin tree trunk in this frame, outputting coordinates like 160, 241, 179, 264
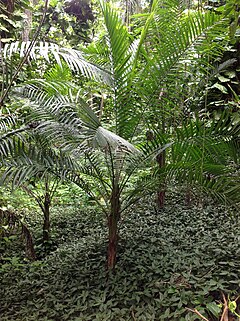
107, 183, 120, 270
99, 94, 104, 120
42, 192, 50, 242
22, 225, 36, 260
156, 88, 166, 208
22, 9, 32, 41
185, 186, 192, 207
107, 214, 119, 269
146, 129, 166, 208
22, 0, 39, 42
156, 150, 166, 208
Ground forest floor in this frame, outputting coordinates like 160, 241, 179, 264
0, 191, 240, 321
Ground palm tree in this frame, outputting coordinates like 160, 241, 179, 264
0, 0, 239, 270
21, 175, 60, 243
2, 80, 239, 269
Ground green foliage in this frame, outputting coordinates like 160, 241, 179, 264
0, 187, 37, 212
0, 0, 239, 271
0, 195, 239, 320
0, 0, 30, 43
34, 0, 95, 45
2, 41, 111, 86
0, 208, 36, 260
0, 1, 239, 320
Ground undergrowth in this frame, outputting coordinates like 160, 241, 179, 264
0, 192, 240, 321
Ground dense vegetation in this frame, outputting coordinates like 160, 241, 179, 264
0, 0, 239, 320
0, 191, 239, 321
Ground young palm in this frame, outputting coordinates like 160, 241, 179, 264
1, 0, 239, 270
2, 78, 239, 270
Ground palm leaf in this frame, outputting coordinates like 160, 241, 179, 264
98, 0, 159, 139
2, 41, 112, 85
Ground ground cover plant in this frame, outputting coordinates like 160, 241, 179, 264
0, 192, 240, 321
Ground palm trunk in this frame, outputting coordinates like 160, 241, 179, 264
107, 214, 118, 269
42, 192, 50, 242
107, 184, 120, 270
22, 225, 36, 260
185, 187, 192, 207
156, 150, 166, 208
146, 130, 166, 208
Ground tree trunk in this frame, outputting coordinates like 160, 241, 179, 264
156, 150, 166, 208
22, 0, 40, 41
107, 214, 118, 269
107, 183, 120, 270
22, 225, 36, 260
22, 8, 32, 41
42, 192, 50, 242
185, 187, 192, 207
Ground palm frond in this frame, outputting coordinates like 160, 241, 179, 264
2, 41, 112, 85
15, 82, 145, 158
137, 8, 230, 123
154, 115, 240, 205
0, 113, 17, 132
98, 0, 159, 139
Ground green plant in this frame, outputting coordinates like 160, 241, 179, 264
0, 1, 238, 268
0, 0, 31, 44
21, 175, 60, 243
0, 208, 36, 260
188, 292, 240, 320
0, 194, 239, 320
0, 0, 239, 271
